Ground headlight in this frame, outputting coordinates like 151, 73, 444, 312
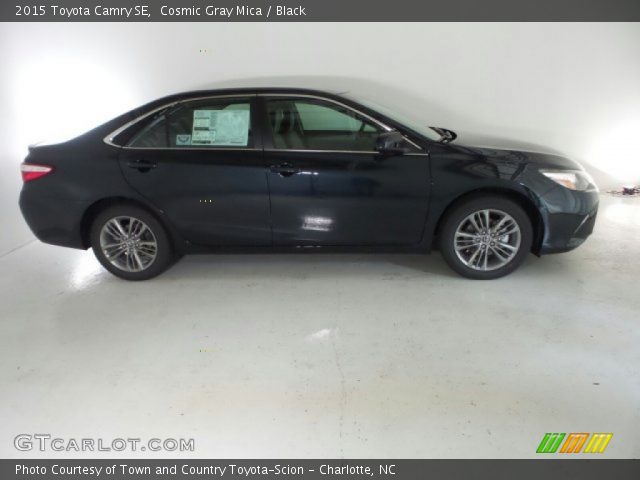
540, 169, 598, 192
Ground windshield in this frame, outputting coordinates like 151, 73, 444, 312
343, 94, 444, 142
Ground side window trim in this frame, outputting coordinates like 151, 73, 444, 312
104, 92, 424, 153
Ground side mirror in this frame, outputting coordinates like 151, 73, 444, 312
430, 126, 457, 144
375, 131, 411, 156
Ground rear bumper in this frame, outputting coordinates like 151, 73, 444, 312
19, 190, 86, 249
538, 188, 599, 254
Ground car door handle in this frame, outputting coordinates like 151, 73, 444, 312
127, 159, 158, 172
270, 163, 300, 177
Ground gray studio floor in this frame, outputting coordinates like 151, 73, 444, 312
1, 194, 638, 458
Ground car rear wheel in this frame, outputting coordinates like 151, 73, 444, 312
439, 196, 533, 279
90, 205, 174, 280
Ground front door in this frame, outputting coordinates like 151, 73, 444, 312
262, 96, 431, 246
118, 96, 271, 247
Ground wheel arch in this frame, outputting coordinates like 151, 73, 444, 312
80, 196, 183, 253
432, 187, 545, 255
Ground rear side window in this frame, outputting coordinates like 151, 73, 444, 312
128, 99, 251, 148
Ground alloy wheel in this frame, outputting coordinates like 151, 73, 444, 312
453, 209, 521, 271
99, 216, 158, 272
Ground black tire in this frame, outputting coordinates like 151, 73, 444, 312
438, 195, 533, 280
90, 204, 174, 280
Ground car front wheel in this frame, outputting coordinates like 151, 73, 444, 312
439, 196, 533, 279
90, 205, 174, 280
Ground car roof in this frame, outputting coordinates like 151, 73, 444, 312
167, 87, 346, 99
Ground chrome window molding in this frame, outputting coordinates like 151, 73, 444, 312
267, 148, 380, 155
103, 91, 425, 153
109, 146, 426, 155
112, 147, 260, 152
264, 148, 427, 156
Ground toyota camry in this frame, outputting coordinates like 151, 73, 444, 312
19, 88, 599, 280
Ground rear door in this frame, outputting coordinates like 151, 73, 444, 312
118, 95, 271, 247
261, 95, 431, 246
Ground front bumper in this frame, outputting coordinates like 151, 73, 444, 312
537, 187, 599, 254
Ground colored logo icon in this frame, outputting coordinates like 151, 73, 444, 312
536, 433, 612, 454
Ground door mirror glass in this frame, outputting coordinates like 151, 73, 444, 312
375, 131, 412, 155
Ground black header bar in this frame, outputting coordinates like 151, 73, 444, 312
4, 0, 640, 22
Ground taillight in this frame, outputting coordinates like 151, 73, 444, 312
21, 163, 54, 182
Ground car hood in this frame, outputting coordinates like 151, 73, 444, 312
445, 130, 583, 170
451, 131, 562, 155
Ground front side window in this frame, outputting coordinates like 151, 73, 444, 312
128, 99, 251, 148
266, 98, 382, 151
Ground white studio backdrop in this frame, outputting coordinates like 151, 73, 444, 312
1, 22, 639, 256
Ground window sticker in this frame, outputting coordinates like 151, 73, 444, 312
176, 134, 192, 146
191, 109, 250, 146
